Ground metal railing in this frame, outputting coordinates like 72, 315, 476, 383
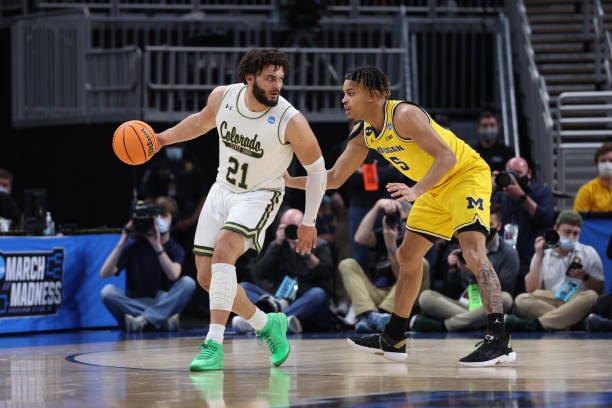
506, 0, 554, 186
10, 7, 515, 133
143, 46, 407, 123
555, 90, 612, 206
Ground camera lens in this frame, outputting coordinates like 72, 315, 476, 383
544, 230, 559, 247
285, 224, 298, 240
495, 172, 512, 188
384, 211, 400, 228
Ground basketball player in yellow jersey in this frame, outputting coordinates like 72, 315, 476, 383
285, 66, 516, 367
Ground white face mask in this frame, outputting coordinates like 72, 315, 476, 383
0, 186, 8, 194
155, 217, 171, 234
597, 162, 612, 177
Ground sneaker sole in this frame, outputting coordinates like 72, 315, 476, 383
458, 351, 517, 367
346, 338, 407, 362
189, 362, 224, 372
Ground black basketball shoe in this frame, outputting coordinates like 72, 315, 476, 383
347, 333, 408, 361
458, 333, 516, 367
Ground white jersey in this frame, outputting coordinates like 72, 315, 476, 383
215, 83, 298, 192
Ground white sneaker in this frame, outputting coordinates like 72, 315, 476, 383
165, 313, 180, 331
287, 315, 303, 334
231, 316, 253, 334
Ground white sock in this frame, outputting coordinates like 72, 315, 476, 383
247, 309, 268, 331
206, 323, 226, 344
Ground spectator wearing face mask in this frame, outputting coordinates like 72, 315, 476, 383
573, 142, 612, 213
492, 156, 555, 294
471, 111, 516, 173
0, 168, 21, 231
138, 142, 211, 315
99, 196, 196, 332
504, 211, 604, 331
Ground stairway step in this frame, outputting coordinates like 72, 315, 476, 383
530, 23, 583, 33
539, 64, 595, 74
531, 32, 591, 42
533, 42, 588, 53
544, 73, 600, 84
535, 53, 595, 63
547, 84, 598, 96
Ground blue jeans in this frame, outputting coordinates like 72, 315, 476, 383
240, 281, 329, 322
101, 276, 196, 330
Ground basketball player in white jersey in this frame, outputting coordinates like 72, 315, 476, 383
154, 49, 327, 371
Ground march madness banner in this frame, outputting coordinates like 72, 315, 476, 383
0, 248, 64, 317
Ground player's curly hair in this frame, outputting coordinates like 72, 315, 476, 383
344, 66, 391, 98
236, 49, 289, 83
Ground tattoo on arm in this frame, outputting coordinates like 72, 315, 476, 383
477, 260, 503, 314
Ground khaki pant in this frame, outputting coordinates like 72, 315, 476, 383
515, 289, 598, 330
417, 289, 514, 331
338, 258, 429, 317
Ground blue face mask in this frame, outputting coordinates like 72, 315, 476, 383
558, 236, 577, 252
155, 217, 171, 234
165, 146, 184, 162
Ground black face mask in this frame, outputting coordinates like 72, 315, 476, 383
486, 229, 497, 244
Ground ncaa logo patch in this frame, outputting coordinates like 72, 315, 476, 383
268, 116, 276, 124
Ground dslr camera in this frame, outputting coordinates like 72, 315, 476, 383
495, 170, 518, 188
384, 211, 401, 228
544, 230, 560, 248
130, 201, 162, 237
284, 224, 299, 240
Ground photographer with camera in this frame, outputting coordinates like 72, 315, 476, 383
410, 203, 518, 332
338, 198, 429, 333
99, 196, 196, 332
232, 208, 335, 334
492, 156, 555, 293
505, 211, 604, 331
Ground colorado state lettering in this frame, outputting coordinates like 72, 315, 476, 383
219, 121, 264, 158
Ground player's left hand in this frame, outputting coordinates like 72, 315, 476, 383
387, 182, 418, 202
295, 224, 317, 255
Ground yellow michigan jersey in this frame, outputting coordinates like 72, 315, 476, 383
362, 100, 492, 240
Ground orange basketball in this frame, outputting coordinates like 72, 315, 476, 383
112, 120, 159, 165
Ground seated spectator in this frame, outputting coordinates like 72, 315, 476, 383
492, 156, 555, 292
573, 142, 612, 213
100, 196, 196, 332
505, 211, 605, 331
470, 111, 515, 172
410, 203, 518, 332
232, 208, 335, 334
338, 198, 430, 333
586, 293, 612, 332
0, 168, 21, 229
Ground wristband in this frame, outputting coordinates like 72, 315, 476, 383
519, 194, 528, 202
156, 249, 165, 256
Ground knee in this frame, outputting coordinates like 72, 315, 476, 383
501, 291, 513, 312
177, 276, 197, 293
100, 284, 118, 302
417, 289, 435, 309
306, 287, 329, 306
514, 292, 530, 311
338, 258, 360, 277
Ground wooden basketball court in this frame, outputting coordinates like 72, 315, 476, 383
1, 328, 611, 407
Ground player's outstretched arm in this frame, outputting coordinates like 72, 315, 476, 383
156, 85, 226, 148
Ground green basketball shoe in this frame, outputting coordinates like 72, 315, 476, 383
256, 313, 290, 367
189, 339, 224, 371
